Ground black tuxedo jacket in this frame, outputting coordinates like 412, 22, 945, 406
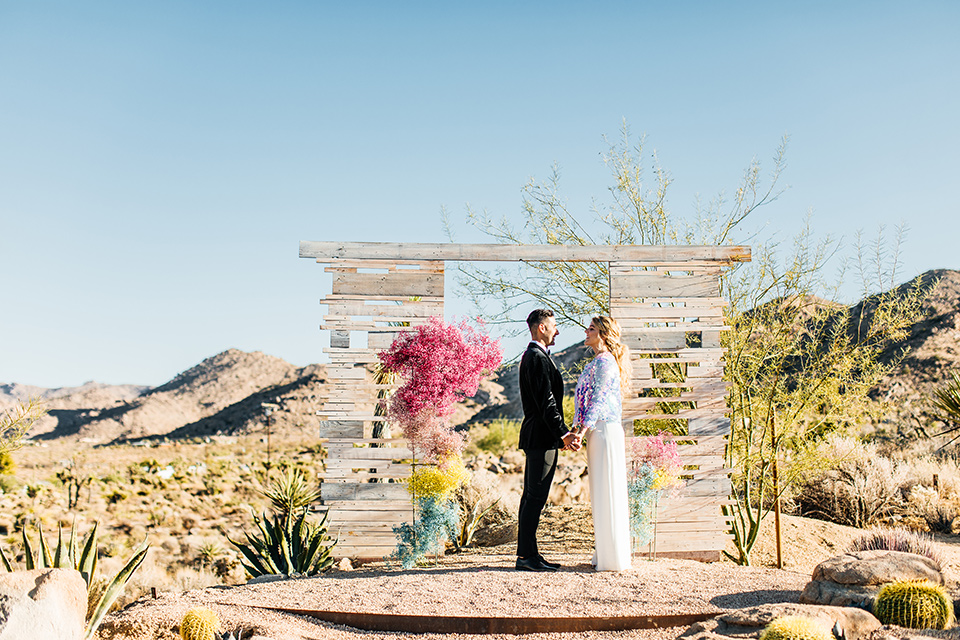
518, 343, 567, 450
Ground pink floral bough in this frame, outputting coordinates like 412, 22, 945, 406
378, 317, 503, 567
378, 316, 503, 463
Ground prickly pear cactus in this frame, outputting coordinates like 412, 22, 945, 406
759, 615, 834, 640
180, 607, 220, 640
873, 579, 954, 630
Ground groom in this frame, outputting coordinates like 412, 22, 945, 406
516, 308, 580, 572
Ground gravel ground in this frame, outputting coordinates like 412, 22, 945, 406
98, 549, 809, 639
96, 506, 960, 640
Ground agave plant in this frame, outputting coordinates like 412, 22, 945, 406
228, 508, 335, 578
0, 520, 149, 640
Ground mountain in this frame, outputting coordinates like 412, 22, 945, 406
5, 269, 959, 443
10, 349, 328, 444
0, 381, 149, 411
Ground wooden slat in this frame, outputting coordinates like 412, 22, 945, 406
316, 413, 389, 422
611, 273, 719, 299
326, 259, 445, 272
301, 241, 752, 263
321, 500, 412, 509
322, 483, 410, 501
332, 271, 444, 297
317, 421, 365, 439
323, 301, 443, 317
324, 447, 412, 460
324, 349, 381, 363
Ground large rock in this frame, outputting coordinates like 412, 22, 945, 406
0, 568, 87, 640
680, 602, 881, 640
800, 550, 944, 608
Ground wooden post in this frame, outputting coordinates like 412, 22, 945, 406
770, 413, 783, 569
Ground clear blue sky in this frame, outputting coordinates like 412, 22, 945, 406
1, 1, 957, 388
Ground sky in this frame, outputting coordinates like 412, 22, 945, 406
1, 1, 958, 388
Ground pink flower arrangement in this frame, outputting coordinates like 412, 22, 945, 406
628, 432, 684, 492
379, 316, 503, 462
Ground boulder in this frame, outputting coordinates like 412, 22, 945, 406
680, 602, 881, 640
0, 568, 87, 640
800, 551, 944, 608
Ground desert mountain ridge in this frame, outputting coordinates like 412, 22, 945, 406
4, 268, 959, 444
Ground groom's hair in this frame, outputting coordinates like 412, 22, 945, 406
526, 308, 555, 330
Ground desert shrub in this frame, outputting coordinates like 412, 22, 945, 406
907, 485, 959, 534
0, 451, 15, 475
795, 438, 909, 527
454, 468, 501, 549
0, 474, 20, 494
470, 420, 521, 456
923, 502, 957, 534
847, 528, 946, 570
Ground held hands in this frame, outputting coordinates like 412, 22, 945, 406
561, 430, 584, 452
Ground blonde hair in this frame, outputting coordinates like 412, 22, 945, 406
591, 316, 632, 397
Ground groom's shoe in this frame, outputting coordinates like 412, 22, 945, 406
516, 556, 557, 572
538, 555, 561, 570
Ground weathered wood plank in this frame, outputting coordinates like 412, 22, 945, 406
610, 273, 720, 299
326, 259, 444, 272
688, 417, 731, 435
322, 301, 443, 317
322, 483, 410, 501
301, 241, 752, 263
324, 447, 413, 460
332, 271, 445, 297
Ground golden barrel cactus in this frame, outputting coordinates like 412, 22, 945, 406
759, 616, 834, 640
180, 607, 220, 640
873, 580, 954, 630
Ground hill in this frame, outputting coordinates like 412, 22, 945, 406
8, 349, 328, 444
4, 268, 959, 443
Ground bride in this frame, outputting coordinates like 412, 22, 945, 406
570, 316, 632, 571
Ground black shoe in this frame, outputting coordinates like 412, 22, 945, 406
516, 556, 557, 572
538, 555, 561, 570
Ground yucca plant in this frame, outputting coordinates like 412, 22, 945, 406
261, 468, 320, 518
0, 520, 149, 640
228, 508, 335, 578
931, 372, 960, 443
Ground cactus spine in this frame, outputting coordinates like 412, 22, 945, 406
873, 580, 954, 630
180, 607, 220, 640
759, 616, 834, 640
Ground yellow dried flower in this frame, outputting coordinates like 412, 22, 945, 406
408, 456, 470, 498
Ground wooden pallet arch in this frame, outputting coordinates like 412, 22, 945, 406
299, 240, 751, 560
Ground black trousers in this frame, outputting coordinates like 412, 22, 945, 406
516, 448, 558, 559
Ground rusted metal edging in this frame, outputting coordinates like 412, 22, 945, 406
240, 606, 718, 634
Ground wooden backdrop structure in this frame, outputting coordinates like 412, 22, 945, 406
300, 241, 750, 560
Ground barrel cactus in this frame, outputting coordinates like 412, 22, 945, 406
180, 607, 220, 640
759, 616, 834, 640
873, 580, 954, 630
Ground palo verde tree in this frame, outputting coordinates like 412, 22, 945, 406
445, 122, 931, 565
0, 397, 45, 471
